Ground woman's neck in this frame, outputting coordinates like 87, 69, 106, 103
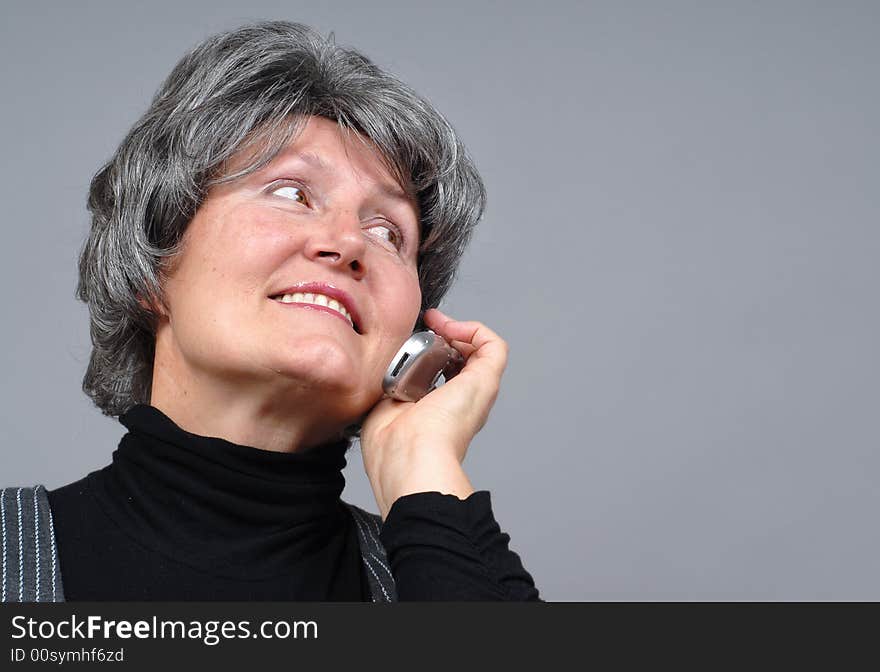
149, 341, 362, 454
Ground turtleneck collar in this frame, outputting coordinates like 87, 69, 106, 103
87, 404, 354, 579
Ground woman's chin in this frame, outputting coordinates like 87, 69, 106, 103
263, 355, 364, 394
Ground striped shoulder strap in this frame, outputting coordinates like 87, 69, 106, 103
1, 485, 65, 602
342, 501, 397, 603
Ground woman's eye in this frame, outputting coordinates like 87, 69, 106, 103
369, 223, 403, 250
271, 184, 308, 204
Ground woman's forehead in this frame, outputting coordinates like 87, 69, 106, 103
232, 118, 401, 182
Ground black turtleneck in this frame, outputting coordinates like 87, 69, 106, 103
46, 404, 540, 601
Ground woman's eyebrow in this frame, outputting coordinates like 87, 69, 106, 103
278, 150, 414, 206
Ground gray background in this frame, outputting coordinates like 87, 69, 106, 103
1, 0, 878, 600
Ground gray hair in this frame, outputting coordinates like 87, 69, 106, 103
76, 20, 486, 419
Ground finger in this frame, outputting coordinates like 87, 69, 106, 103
431, 314, 506, 356
424, 310, 474, 355
422, 308, 450, 331
424, 309, 508, 378
426, 308, 504, 353
449, 339, 476, 358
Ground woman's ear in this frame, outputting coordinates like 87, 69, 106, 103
137, 292, 168, 319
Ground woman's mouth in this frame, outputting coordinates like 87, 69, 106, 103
270, 292, 361, 333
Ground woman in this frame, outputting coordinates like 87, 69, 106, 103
1, 20, 539, 601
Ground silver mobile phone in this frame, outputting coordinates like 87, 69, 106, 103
382, 330, 465, 402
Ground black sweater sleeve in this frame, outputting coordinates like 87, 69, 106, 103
378, 490, 541, 601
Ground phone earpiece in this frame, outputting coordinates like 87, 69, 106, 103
383, 330, 464, 402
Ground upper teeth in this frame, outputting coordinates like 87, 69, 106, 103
274, 292, 355, 328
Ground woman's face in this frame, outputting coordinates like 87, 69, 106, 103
155, 116, 422, 425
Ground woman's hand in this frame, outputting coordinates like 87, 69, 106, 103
359, 308, 510, 520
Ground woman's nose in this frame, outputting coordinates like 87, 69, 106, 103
303, 211, 367, 277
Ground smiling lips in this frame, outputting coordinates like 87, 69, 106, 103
269, 282, 362, 333
271, 292, 358, 331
